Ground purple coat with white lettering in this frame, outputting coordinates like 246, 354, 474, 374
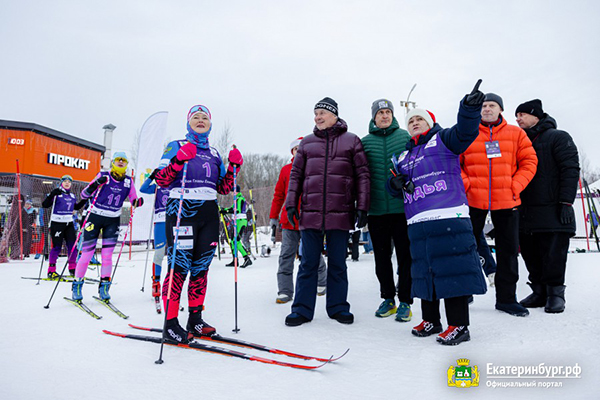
82, 171, 138, 218
285, 118, 370, 231
387, 98, 487, 300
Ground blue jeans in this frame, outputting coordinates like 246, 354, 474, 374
362, 231, 373, 253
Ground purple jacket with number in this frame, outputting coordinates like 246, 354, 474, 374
285, 118, 370, 231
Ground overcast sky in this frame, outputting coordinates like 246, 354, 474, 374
2, 0, 599, 168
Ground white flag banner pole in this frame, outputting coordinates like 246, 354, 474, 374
132, 111, 169, 242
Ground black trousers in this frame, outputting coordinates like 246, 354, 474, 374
368, 214, 412, 304
520, 231, 570, 286
421, 295, 470, 326
470, 207, 519, 304
350, 230, 361, 261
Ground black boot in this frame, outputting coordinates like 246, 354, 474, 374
241, 256, 253, 268
225, 258, 236, 267
164, 318, 190, 344
187, 308, 216, 336
545, 285, 566, 313
520, 282, 546, 308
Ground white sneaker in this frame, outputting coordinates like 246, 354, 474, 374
487, 272, 495, 288
276, 294, 291, 304
317, 286, 326, 296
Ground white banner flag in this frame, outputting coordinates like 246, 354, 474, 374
132, 111, 169, 242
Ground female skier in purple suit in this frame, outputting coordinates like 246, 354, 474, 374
41, 175, 85, 278
155, 104, 243, 343
71, 153, 143, 301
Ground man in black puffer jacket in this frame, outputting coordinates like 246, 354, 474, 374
515, 99, 580, 314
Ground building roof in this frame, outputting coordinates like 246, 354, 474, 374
0, 119, 105, 153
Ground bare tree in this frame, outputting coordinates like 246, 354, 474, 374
580, 151, 600, 184
213, 121, 234, 158
238, 153, 288, 189
130, 128, 142, 173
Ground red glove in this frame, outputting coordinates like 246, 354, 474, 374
228, 148, 243, 167
175, 142, 197, 164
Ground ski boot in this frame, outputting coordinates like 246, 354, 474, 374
411, 320, 443, 337
241, 256, 253, 268
436, 326, 470, 346
152, 276, 161, 298
225, 258, 237, 267
164, 318, 190, 344
98, 277, 111, 301
90, 254, 100, 266
47, 264, 59, 280
72, 279, 84, 301
187, 308, 216, 337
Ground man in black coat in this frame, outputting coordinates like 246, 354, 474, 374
515, 99, 580, 313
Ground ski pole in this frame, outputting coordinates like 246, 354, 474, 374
141, 186, 157, 292
232, 164, 240, 333
44, 183, 104, 309
110, 203, 138, 282
579, 178, 590, 251
583, 179, 600, 250
249, 188, 258, 253
36, 196, 56, 285
156, 161, 189, 365
16, 160, 24, 260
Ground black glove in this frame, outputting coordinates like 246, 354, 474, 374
287, 208, 300, 229
356, 210, 368, 229
75, 199, 88, 210
270, 218, 278, 231
389, 174, 405, 192
133, 198, 144, 208
89, 175, 109, 191
49, 188, 62, 198
149, 168, 159, 181
464, 79, 485, 106
560, 203, 574, 225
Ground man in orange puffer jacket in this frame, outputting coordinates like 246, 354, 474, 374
460, 93, 538, 317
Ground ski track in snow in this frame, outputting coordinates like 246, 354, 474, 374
1, 235, 598, 400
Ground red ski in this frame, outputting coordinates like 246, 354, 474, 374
127, 323, 349, 362
103, 330, 331, 370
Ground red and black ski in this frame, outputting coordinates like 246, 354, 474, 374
102, 329, 331, 370
127, 323, 349, 362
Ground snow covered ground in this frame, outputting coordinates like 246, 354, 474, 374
1, 235, 598, 400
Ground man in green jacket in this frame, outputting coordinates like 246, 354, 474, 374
361, 99, 413, 321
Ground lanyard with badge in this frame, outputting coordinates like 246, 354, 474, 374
485, 141, 502, 158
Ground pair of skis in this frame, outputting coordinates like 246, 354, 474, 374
22, 276, 100, 284
104, 323, 348, 370
64, 296, 129, 320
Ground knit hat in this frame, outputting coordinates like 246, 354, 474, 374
484, 93, 504, 111
515, 99, 544, 119
405, 108, 436, 130
187, 104, 212, 121
314, 97, 338, 116
112, 152, 128, 162
290, 137, 303, 154
371, 99, 394, 120
111, 152, 129, 179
